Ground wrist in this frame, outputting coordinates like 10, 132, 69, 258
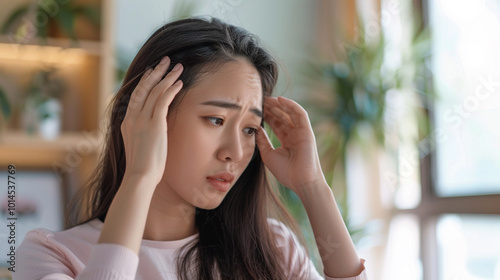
295, 179, 331, 203
121, 172, 158, 196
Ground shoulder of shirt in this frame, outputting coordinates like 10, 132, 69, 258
266, 218, 287, 232
266, 218, 300, 246
20, 219, 101, 251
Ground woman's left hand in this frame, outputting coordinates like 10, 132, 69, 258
256, 96, 327, 195
258, 97, 365, 278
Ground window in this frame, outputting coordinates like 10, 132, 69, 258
431, 0, 500, 197
437, 215, 500, 279
382, 0, 500, 279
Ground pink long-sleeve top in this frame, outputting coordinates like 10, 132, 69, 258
14, 218, 367, 280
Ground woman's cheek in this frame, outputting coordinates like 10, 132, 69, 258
241, 142, 256, 164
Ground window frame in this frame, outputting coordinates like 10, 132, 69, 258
398, 1, 500, 279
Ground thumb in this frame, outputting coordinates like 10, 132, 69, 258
256, 126, 275, 160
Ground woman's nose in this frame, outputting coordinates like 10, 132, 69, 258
217, 130, 245, 162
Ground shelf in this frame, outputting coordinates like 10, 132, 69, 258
0, 130, 104, 169
0, 0, 114, 222
0, 129, 104, 151
0, 35, 105, 68
0, 35, 103, 56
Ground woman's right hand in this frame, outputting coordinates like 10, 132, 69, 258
120, 56, 184, 185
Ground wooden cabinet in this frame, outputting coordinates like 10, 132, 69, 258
0, 0, 114, 229
0, 1, 115, 277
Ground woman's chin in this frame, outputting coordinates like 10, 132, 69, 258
195, 199, 224, 210
188, 186, 230, 210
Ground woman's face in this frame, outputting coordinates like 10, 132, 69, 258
160, 58, 263, 210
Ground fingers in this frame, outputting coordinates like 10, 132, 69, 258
125, 68, 153, 119
269, 96, 311, 129
126, 56, 182, 120
127, 57, 170, 116
263, 106, 289, 140
153, 79, 183, 120
263, 96, 314, 146
255, 126, 275, 158
263, 97, 296, 139
145, 62, 184, 119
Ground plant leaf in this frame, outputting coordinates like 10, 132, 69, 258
74, 4, 101, 27
0, 86, 11, 120
55, 5, 76, 40
1, 6, 29, 34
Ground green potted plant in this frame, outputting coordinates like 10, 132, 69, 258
0, 85, 12, 137
1, 0, 101, 42
298, 16, 433, 248
22, 67, 66, 139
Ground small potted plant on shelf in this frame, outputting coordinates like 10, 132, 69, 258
22, 67, 66, 140
0, 85, 11, 137
1, 0, 101, 43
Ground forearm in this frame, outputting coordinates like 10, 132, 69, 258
98, 173, 156, 254
297, 181, 364, 278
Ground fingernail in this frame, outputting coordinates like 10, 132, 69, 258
160, 56, 170, 65
172, 63, 182, 71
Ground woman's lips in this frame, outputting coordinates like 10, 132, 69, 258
206, 172, 235, 192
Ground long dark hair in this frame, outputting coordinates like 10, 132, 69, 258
70, 17, 309, 279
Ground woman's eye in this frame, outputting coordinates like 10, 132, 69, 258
243, 127, 258, 136
206, 117, 224, 126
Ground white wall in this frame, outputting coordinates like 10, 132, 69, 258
114, 0, 317, 98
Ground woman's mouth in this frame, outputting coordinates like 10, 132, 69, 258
206, 172, 235, 192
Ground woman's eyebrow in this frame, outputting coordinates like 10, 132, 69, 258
200, 100, 262, 118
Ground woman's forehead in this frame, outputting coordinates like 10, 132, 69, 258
183, 60, 263, 108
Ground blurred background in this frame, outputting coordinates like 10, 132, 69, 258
1, 0, 500, 279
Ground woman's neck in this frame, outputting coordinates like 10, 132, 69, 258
143, 184, 197, 241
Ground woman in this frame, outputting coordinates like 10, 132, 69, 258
15, 17, 367, 279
